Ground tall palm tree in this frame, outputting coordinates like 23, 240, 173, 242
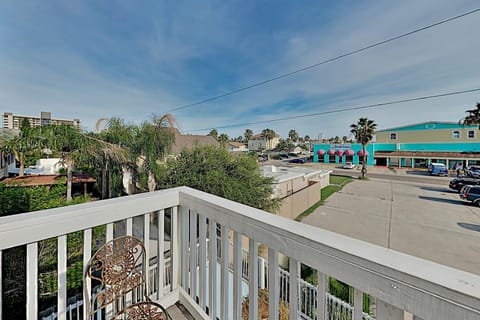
218, 133, 229, 148
350, 117, 377, 178
288, 129, 299, 142
133, 114, 175, 192
261, 128, 276, 150
44, 124, 128, 200
2, 119, 42, 176
207, 129, 218, 140
244, 129, 253, 143
462, 102, 480, 127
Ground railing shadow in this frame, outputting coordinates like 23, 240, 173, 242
418, 195, 464, 205
406, 170, 430, 176
457, 222, 480, 233
419, 186, 455, 193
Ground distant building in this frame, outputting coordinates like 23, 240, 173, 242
261, 165, 331, 219
227, 141, 248, 152
314, 121, 480, 168
170, 129, 219, 155
2, 111, 81, 129
248, 133, 280, 151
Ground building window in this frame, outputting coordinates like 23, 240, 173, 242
452, 131, 460, 139
468, 130, 475, 139
390, 133, 397, 140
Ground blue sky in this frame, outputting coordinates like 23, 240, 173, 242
1, 0, 479, 140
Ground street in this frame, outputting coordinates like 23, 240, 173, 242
300, 177, 480, 275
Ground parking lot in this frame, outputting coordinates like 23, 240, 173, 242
301, 177, 480, 275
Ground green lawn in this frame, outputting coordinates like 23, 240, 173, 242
295, 175, 352, 221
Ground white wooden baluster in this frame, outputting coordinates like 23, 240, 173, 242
172, 206, 179, 290
208, 221, 217, 320
353, 288, 363, 320
189, 212, 198, 300
26, 242, 38, 319
106, 223, 114, 241
289, 258, 299, 319
268, 248, 279, 320
105, 223, 113, 317
83, 229, 92, 320
144, 213, 151, 296
126, 218, 133, 235
220, 225, 230, 320
157, 210, 165, 298
233, 232, 242, 320
199, 216, 207, 311
57, 235, 67, 320
125, 218, 133, 306
259, 258, 266, 289
181, 208, 190, 291
248, 239, 259, 320
317, 271, 327, 320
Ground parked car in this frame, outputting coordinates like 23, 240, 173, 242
342, 162, 355, 169
459, 185, 480, 206
449, 177, 480, 192
289, 158, 305, 164
428, 163, 448, 176
466, 165, 480, 178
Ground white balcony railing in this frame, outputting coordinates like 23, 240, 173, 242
0, 186, 479, 320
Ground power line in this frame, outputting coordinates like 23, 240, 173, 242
166, 8, 480, 114
187, 88, 480, 132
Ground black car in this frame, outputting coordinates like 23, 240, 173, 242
449, 177, 480, 192
289, 158, 305, 164
459, 185, 480, 206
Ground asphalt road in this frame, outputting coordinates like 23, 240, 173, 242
301, 177, 480, 275
331, 168, 453, 185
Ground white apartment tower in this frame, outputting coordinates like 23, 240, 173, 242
3, 111, 80, 129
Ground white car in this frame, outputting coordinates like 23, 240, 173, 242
343, 162, 355, 169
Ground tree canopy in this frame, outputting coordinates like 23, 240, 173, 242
462, 102, 480, 128
158, 145, 278, 212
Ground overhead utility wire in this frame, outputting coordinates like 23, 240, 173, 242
188, 88, 480, 132
166, 8, 480, 113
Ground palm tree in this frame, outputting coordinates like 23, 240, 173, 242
304, 135, 310, 141
99, 118, 137, 197
208, 129, 218, 140
261, 128, 276, 150
101, 115, 175, 194
462, 102, 480, 127
244, 129, 253, 143
132, 114, 175, 192
288, 129, 299, 142
218, 133, 229, 147
350, 118, 377, 178
342, 136, 348, 144
2, 119, 42, 176
44, 124, 129, 201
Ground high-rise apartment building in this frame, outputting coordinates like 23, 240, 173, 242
2, 111, 81, 129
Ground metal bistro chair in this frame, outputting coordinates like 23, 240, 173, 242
84, 235, 171, 319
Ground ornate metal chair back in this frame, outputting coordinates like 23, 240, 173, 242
84, 236, 147, 319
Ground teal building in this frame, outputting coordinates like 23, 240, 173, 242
313, 122, 480, 168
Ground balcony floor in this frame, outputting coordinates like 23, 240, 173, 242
167, 302, 195, 320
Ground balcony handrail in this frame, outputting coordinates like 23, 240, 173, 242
178, 186, 480, 318
1, 186, 479, 319
0, 187, 180, 251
